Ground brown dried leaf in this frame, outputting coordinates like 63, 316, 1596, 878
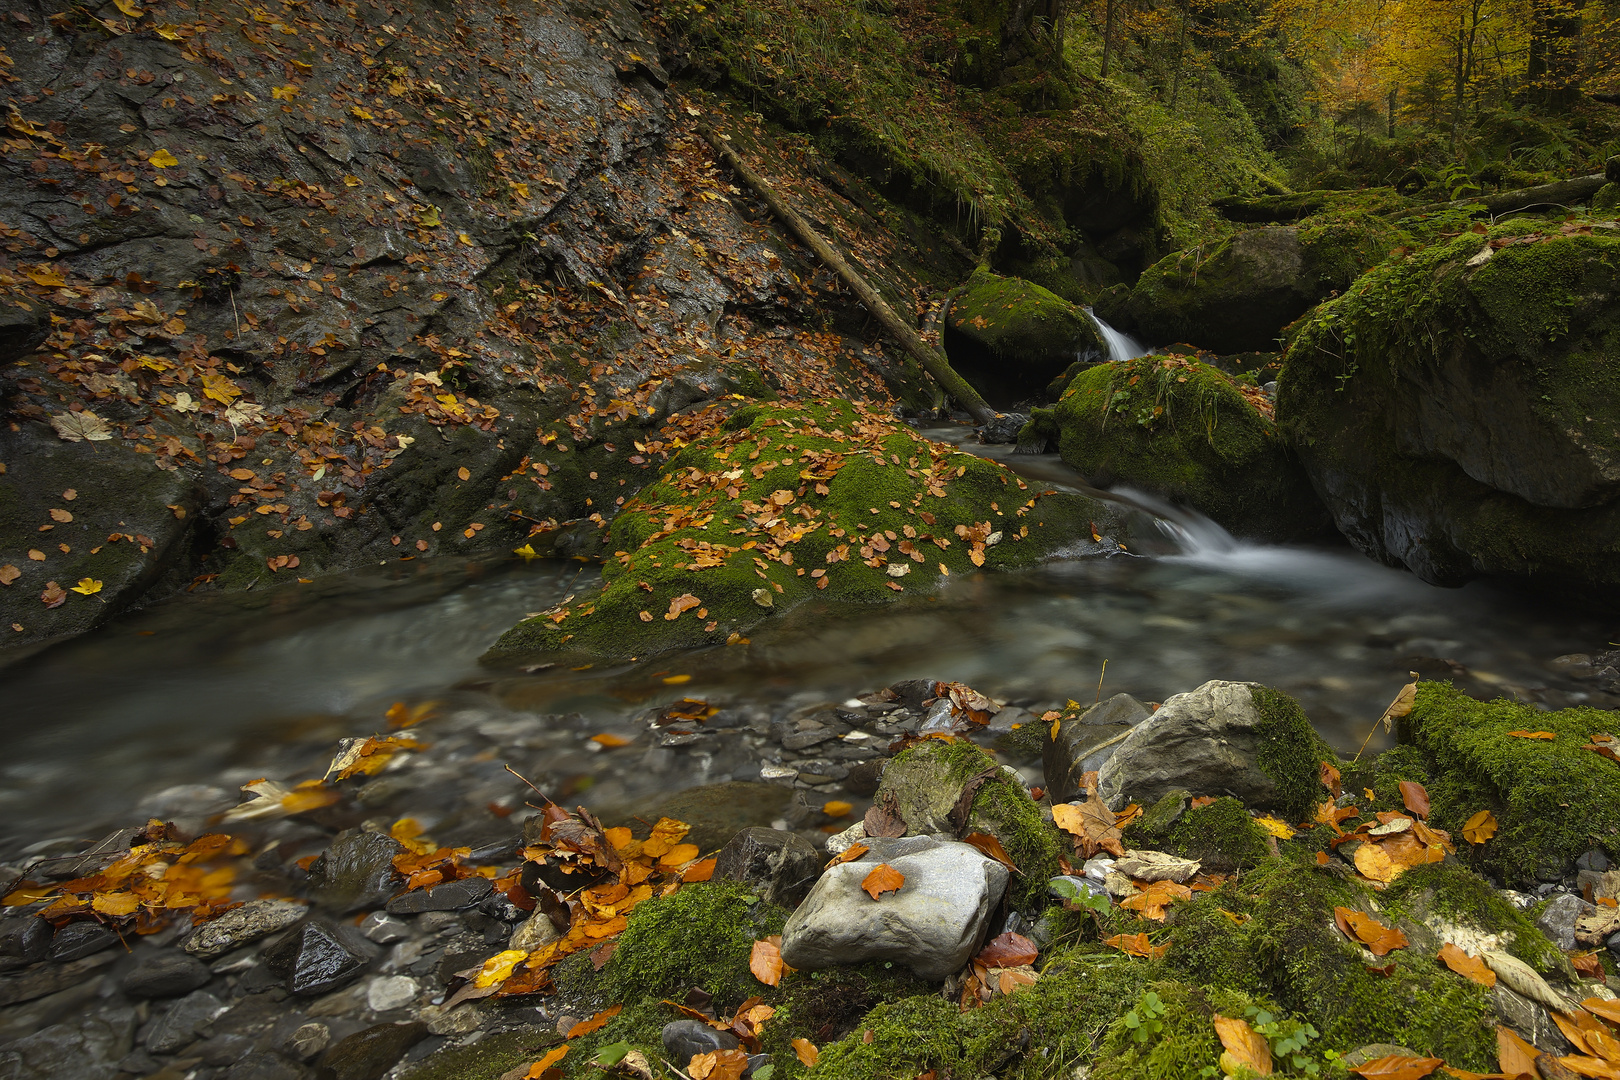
1399, 780, 1431, 819
860, 863, 904, 900
1438, 943, 1496, 986
749, 938, 784, 987
974, 932, 1038, 969
1333, 906, 1409, 956
1213, 1015, 1273, 1077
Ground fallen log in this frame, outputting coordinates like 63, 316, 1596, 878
1399, 172, 1608, 219
697, 125, 997, 426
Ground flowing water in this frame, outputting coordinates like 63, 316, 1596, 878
1, 321, 1614, 860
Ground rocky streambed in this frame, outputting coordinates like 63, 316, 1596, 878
6, 665, 1620, 1080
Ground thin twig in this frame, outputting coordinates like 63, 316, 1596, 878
1094, 659, 1108, 704
504, 763, 553, 805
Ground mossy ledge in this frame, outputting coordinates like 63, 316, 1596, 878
483, 400, 1129, 662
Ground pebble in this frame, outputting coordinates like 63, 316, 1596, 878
662, 1019, 740, 1061
263, 922, 371, 997
0, 917, 51, 971
286, 1022, 332, 1061
146, 989, 228, 1054
185, 899, 310, 959
367, 975, 419, 1013
307, 830, 404, 913
1536, 892, 1594, 952
47, 921, 116, 963
317, 1020, 428, 1080
359, 913, 410, 944
509, 911, 562, 952
121, 951, 214, 999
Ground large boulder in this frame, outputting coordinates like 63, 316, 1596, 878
779, 836, 1007, 980
484, 400, 1133, 661
1097, 681, 1331, 817
1278, 225, 1620, 596
943, 269, 1106, 405
1043, 693, 1151, 803
1028, 354, 1329, 540
1095, 215, 1396, 353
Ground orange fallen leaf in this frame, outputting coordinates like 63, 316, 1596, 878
1572, 951, 1606, 979
641, 818, 691, 858
566, 1004, 621, 1037
1119, 879, 1193, 921
961, 832, 1016, 871
658, 843, 700, 868
1498, 1025, 1540, 1079
791, 1038, 819, 1067
861, 863, 905, 900
590, 733, 632, 748
975, 932, 1038, 969
1463, 811, 1498, 845
1399, 781, 1431, 819
1321, 759, 1343, 798
1103, 932, 1167, 960
1438, 943, 1496, 986
682, 858, 716, 882
1334, 907, 1408, 956
1348, 1054, 1445, 1079
826, 843, 869, 868
1556, 1056, 1620, 1079
689, 1048, 749, 1080
751, 938, 785, 986
1584, 999, 1620, 1026
822, 801, 853, 817
665, 593, 701, 621
526, 1045, 567, 1076
1051, 784, 1124, 858
1506, 731, 1556, 740
1214, 1014, 1272, 1077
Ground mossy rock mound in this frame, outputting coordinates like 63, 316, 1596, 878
1095, 214, 1396, 353
1123, 794, 1272, 874
1349, 682, 1620, 885
1030, 355, 1328, 541
943, 269, 1107, 406
872, 739, 1062, 908
1277, 223, 1620, 597
484, 400, 1129, 661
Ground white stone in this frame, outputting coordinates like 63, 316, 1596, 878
780, 836, 1007, 980
367, 974, 419, 1013
509, 911, 562, 952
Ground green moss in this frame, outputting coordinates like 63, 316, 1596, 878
486, 400, 1125, 661
1250, 686, 1337, 821
1046, 355, 1325, 541
1395, 682, 1620, 884
398, 1026, 561, 1080
1382, 861, 1567, 976
601, 881, 788, 1008
1094, 982, 1268, 1080
1126, 796, 1272, 874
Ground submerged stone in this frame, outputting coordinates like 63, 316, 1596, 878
263, 922, 371, 997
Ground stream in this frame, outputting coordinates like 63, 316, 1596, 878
0, 322, 1613, 863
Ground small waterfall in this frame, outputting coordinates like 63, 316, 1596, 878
1087, 311, 1148, 364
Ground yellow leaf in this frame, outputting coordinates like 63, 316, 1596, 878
514, 544, 539, 561
69, 578, 103, 596
92, 891, 142, 916
154, 23, 186, 39
458, 232, 473, 246
113, 0, 144, 16
343, 175, 362, 187
25, 267, 66, 287
663, 674, 692, 684
1254, 814, 1296, 839
200, 372, 242, 404
148, 148, 178, 169
472, 949, 529, 988
351, 106, 375, 120
416, 206, 441, 227
270, 85, 299, 101
511, 182, 530, 199
1463, 810, 1498, 844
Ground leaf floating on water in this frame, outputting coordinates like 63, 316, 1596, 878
822, 800, 852, 818
1438, 943, 1496, 986
1347, 1054, 1445, 1079
1333, 906, 1409, 956
1506, 730, 1556, 740
1463, 810, 1498, 844
1213, 1015, 1272, 1077
590, 733, 632, 748
860, 863, 904, 900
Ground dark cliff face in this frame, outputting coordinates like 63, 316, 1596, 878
0, 0, 959, 651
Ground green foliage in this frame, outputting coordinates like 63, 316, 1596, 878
602, 881, 787, 1007
1250, 687, 1337, 821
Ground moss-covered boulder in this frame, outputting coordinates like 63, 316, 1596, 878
943, 269, 1107, 405
1122, 795, 1273, 874
872, 739, 1062, 908
1349, 682, 1620, 885
1029, 354, 1328, 540
484, 400, 1130, 661
1095, 214, 1396, 353
1278, 223, 1620, 597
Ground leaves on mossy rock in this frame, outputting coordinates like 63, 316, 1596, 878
1437, 944, 1496, 987
1334, 907, 1409, 956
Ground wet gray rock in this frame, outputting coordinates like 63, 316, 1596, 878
978, 413, 1029, 445
1043, 693, 1151, 803
662, 1019, 739, 1061
318, 1021, 428, 1080
1097, 680, 1309, 811
226, 1050, 315, 1080
0, 1005, 135, 1080
0, 952, 117, 1007
0, 917, 51, 971
263, 922, 371, 997
196, 1033, 257, 1066
121, 951, 213, 999
185, 899, 310, 959
360, 913, 410, 945
781, 836, 1007, 980
1536, 893, 1594, 952
366, 975, 419, 1013
384, 876, 492, 914
714, 829, 822, 909
307, 830, 404, 913
48, 922, 116, 964
146, 989, 228, 1054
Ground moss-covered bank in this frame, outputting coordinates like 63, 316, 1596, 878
1027, 354, 1327, 541
485, 400, 1130, 661
943, 268, 1106, 405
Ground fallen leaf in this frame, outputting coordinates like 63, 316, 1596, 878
1438, 943, 1497, 986
961, 832, 1016, 871
1399, 781, 1431, 819
1378, 674, 1419, 732
1571, 952, 1606, 979
1507, 731, 1556, 740
1254, 814, 1296, 839
658, 844, 699, 868
590, 733, 632, 748
665, 593, 701, 620
1555, 1055, 1620, 1079
860, 863, 904, 900
148, 148, 179, 168
473, 949, 530, 989
975, 932, 1038, 968
457, 466, 471, 481
1052, 784, 1125, 857
1348, 1054, 1445, 1079
48, 508, 72, 523
1213, 1014, 1272, 1077
50, 412, 114, 442
0, 565, 16, 586
682, 858, 716, 882
1584, 999, 1620, 1026
689, 1048, 749, 1080
1498, 1025, 1540, 1079
822, 801, 852, 818
826, 843, 869, 868
791, 1038, 819, 1067
40, 581, 66, 608
69, 578, 103, 596
1321, 760, 1343, 797
1334, 907, 1409, 956
1463, 811, 1498, 844
1119, 879, 1193, 921
112, 0, 143, 15
526, 1045, 567, 1076
751, 938, 785, 986
1103, 932, 1167, 960
566, 1004, 621, 1037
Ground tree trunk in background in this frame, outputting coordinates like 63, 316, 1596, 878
1169, 1, 1190, 108
1387, 88, 1398, 136
1528, 0, 1586, 106
1100, 0, 1119, 77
